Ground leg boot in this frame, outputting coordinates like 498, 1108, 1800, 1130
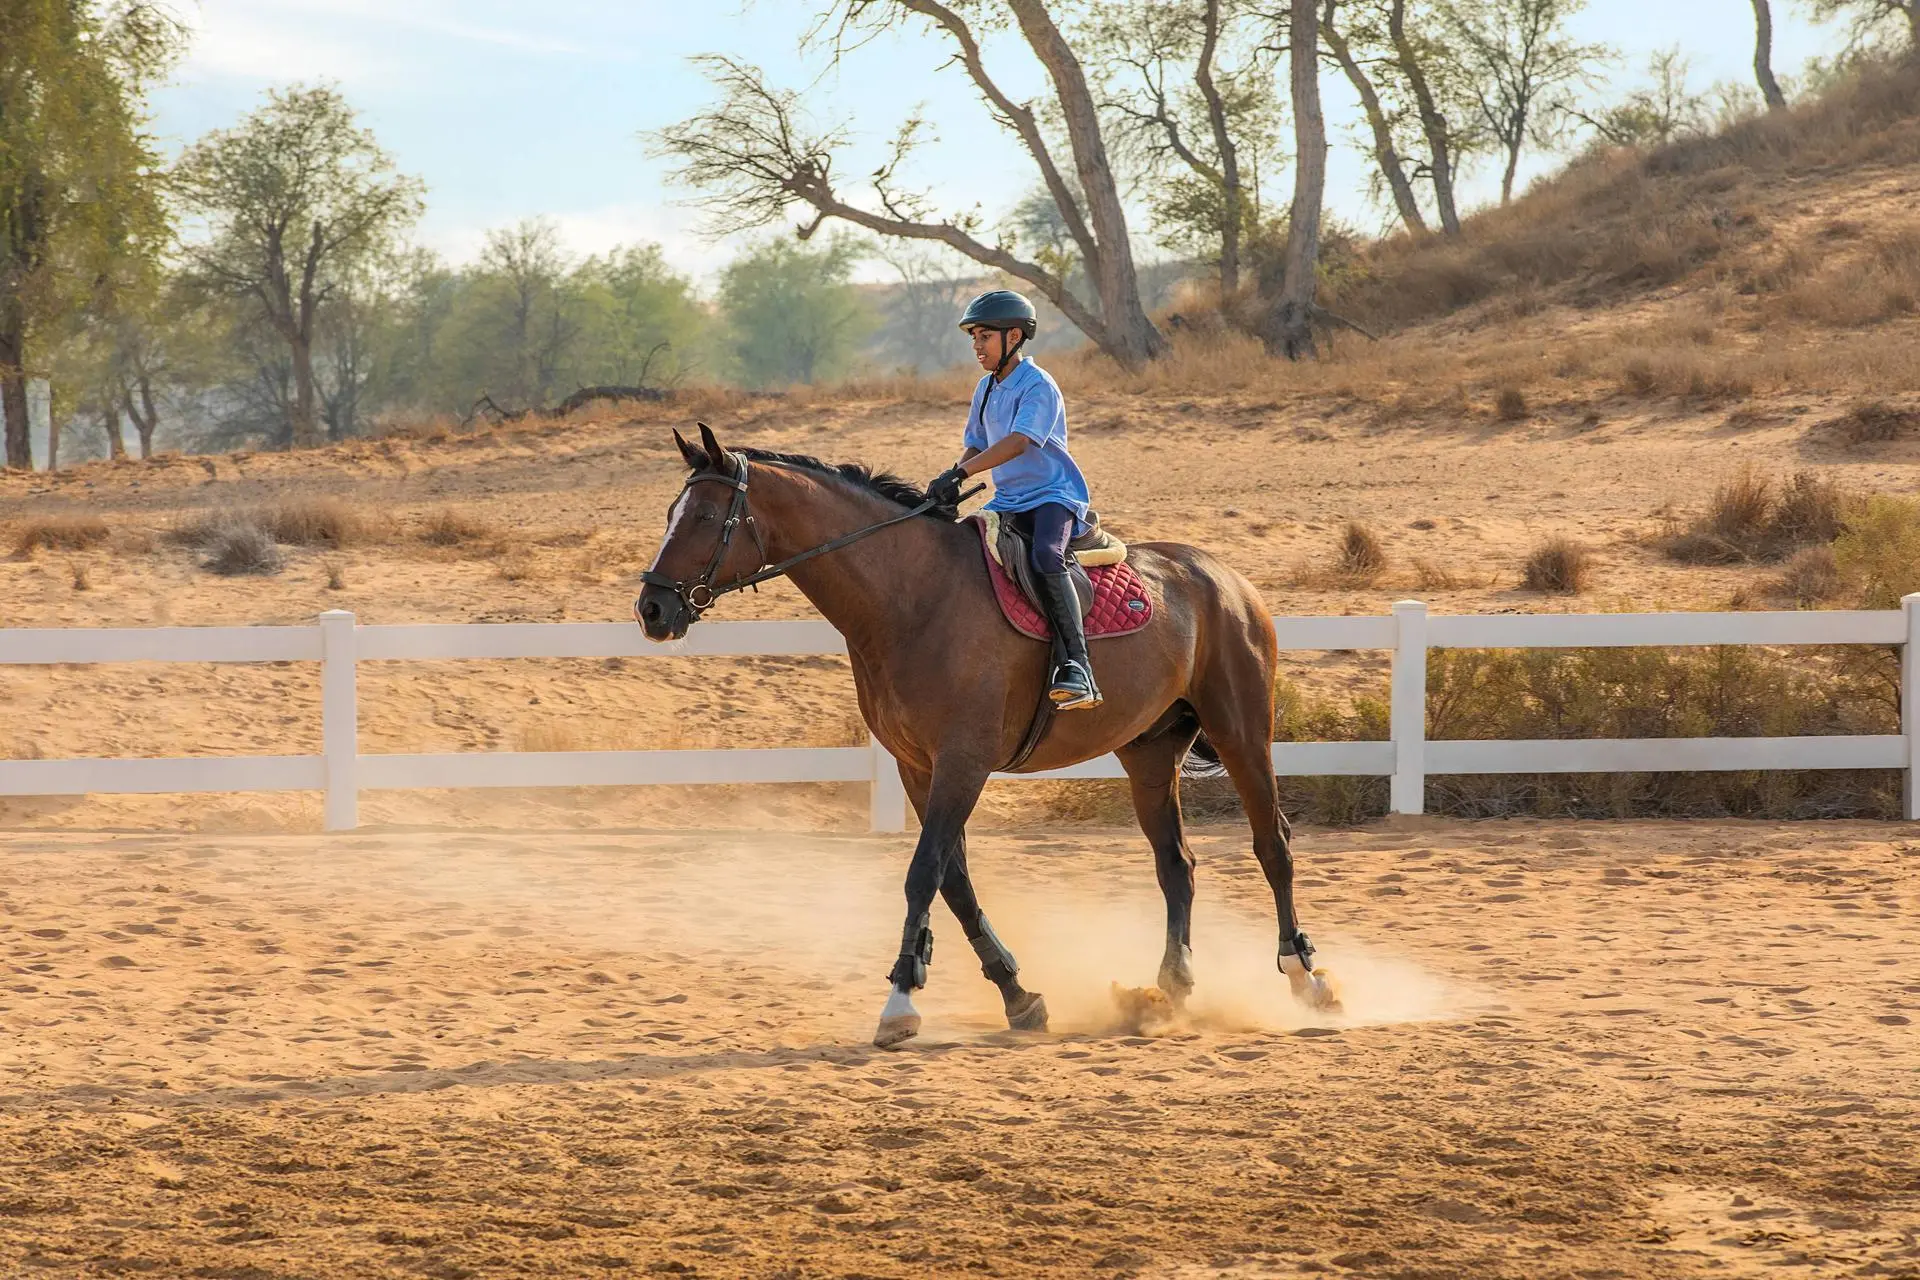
1037, 571, 1101, 709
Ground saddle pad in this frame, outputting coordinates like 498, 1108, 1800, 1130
972, 518, 1153, 642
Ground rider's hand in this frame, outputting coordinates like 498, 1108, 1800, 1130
927, 465, 970, 508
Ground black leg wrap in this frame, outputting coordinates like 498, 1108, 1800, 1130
887, 915, 934, 991
1278, 929, 1316, 970
968, 916, 1020, 988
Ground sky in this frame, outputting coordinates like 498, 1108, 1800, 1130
147, 0, 1855, 289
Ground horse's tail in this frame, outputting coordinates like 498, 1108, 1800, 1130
1183, 731, 1227, 778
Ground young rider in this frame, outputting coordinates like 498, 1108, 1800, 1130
926, 289, 1100, 710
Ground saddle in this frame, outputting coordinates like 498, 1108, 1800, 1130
972, 512, 1152, 643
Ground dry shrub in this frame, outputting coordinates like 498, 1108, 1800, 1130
1661, 466, 1844, 564
497, 549, 536, 582
1832, 493, 1920, 608
1418, 646, 1900, 819
1336, 522, 1387, 579
1412, 559, 1463, 591
201, 522, 284, 576
14, 514, 110, 554
1774, 222, 1920, 327
323, 558, 346, 591
1495, 386, 1529, 421
260, 496, 362, 546
1522, 537, 1592, 593
1827, 400, 1920, 446
419, 508, 498, 547
70, 562, 90, 592
1769, 545, 1842, 605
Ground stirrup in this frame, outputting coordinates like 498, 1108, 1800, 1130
1049, 662, 1101, 710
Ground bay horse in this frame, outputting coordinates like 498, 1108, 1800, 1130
637, 425, 1339, 1048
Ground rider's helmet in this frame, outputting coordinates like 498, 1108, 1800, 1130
958, 289, 1038, 340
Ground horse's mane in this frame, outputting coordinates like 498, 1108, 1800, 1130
730, 447, 960, 522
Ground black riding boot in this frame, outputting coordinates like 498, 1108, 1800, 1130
1037, 571, 1101, 710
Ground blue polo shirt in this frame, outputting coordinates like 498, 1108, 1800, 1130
961, 358, 1090, 525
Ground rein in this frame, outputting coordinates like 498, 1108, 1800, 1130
639, 454, 981, 618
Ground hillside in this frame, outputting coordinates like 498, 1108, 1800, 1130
4, 63, 1920, 833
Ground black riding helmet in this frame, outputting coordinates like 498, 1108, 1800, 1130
959, 289, 1037, 339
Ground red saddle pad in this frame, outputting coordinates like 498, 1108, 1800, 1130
973, 518, 1153, 641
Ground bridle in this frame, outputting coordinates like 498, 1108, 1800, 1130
637, 453, 980, 621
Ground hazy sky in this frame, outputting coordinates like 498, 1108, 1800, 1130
149, 1, 1851, 287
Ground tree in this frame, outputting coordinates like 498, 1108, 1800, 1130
1807, 0, 1920, 53
1087, 0, 1279, 294
718, 236, 871, 387
472, 218, 579, 410
1752, 0, 1789, 110
1321, 0, 1426, 234
1385, 0, 1477, 234
1447, 0, 1609, 205
571, 244, 703, 389
1, 0, 179, 468
652, 0, 1167, 368
1266, 0, 1329, 358
871, 243, 976, 373
1573, 48, 1710, 147
174, 85, 423, 449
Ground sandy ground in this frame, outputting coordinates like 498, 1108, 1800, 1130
3, 817, 1916, 1278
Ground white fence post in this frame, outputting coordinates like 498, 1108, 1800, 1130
1390, 600, 1429, 815
1905, 594, 1920, 821
869, 735, 909, 833
319, 610, 359, 832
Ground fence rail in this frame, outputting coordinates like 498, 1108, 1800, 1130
3, 597, 1916, 831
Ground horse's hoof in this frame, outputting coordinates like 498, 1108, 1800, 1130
873, 1013, 922, 1049
1304, 968, 1343, 1014
1006, 991, 1050, 1033
1158, 973, 1194, 1009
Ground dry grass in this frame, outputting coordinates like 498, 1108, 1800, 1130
1521, 538, 1593, 593
1660, 466, 1845, 564
201, 522, 284, 576
418, 509, 500, 548
1412, 559, 1464, 591
1824, 400, 1920, 447
70, 562, 90, 592
323, 558, 346, 591
13, 514, 110, 555
497, 549, 536, 582
259, 496, 363, 547
1495, 387, 1529, 422
1336, 522, 1387, 579
1769, 545, 1843, 605
1771, 221, 1920, 328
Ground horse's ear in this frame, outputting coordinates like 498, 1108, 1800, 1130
672, 427, 705, 471
697, 422, 729, 471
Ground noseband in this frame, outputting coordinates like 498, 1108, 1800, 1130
638, 454, 979, 621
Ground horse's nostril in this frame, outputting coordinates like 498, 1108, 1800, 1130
640, 598, 662, 624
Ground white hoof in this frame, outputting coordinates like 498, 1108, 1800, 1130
873, 988, 922, 1049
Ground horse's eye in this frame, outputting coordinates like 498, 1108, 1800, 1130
695, 508, 718, 523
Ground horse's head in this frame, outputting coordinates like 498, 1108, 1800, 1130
634, 423, 764, 641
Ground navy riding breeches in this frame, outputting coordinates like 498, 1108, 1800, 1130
1013, 503, 1076, 576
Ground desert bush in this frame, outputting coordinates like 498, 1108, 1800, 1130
1336, 522, 1387, 579
1661, 466, 1844, 563
1412, 559, 1463, 591
1521, 537, 1592, 593
1769, 545, 1843, 605
419, 508, 499, 547
260, 497, 362, 546
1495, 386, 1529, 421
1833, 493, 1920, 608
13, 514, 110, 554
201, 521, 284, 576
1828, 400, 1920, 446
1776, 222, 1920, 327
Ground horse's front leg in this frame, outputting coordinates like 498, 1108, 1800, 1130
874, 758, 992, 1049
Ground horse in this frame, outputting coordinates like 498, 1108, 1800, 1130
636, 424, 1339, 1048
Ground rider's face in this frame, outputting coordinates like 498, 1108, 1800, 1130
968, 326, 1015, 372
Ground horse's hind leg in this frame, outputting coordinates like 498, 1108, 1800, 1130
1117, 711, 1202, 1005
1190, 671, 1341, 1015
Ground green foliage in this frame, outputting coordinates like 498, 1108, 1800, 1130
717, 236, 871, 388
0, 0, 181, 465
1833, 494, 1920, 608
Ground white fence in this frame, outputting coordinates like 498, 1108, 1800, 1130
3, 597, 1917, 831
